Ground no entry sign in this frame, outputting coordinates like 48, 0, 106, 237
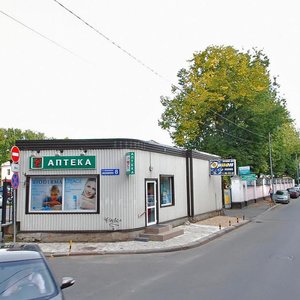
11, 146, 20, 163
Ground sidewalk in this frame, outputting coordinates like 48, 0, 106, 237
39, 199, 276, 257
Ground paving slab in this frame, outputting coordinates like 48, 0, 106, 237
14, 199, 278, 256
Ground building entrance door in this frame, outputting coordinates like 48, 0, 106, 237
145, 180, 157, 226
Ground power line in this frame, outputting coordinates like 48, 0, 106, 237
207, 107, 266, 139
53, 0, 266, 141
198, 120, 257, 145
0, 10, 87, 62
53, 0, 169, 83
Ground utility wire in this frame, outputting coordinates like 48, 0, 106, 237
198, 119, 257, 144
53, 0, 169, 83
0, 10, 88, 62
53, 0, 267, 142
207, 107, 266, 139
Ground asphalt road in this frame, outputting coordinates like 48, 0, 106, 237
49, 199, 300, 300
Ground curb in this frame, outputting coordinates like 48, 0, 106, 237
44, 220, 250, 257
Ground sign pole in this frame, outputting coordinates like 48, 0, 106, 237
13, 189, 16, 244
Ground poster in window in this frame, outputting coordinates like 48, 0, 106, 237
30, 177, 63, 211
64, 177, 97, 211
160, 177, 173, 206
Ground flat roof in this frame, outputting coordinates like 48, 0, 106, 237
16, 138, 220, 160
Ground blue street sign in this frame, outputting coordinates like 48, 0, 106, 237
11, 173, 19, 189
101, 169, 120, 176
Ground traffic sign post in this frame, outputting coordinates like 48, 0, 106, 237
11, 173, 19, 189
11, 146, 20, 163
10, 145, 20, 244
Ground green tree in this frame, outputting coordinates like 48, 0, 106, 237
271, 123, 300, 177
159, 45, 293, 174
0, 128, 46, 166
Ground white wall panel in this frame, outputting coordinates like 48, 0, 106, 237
17, 147, 217, 232
192, 159, 222, 215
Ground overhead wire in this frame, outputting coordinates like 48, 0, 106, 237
3, 0, 264, 144
53, 0, 169, 84
197, 119, 258, 145
52, 0, 267, 144
0, 10, 89, 63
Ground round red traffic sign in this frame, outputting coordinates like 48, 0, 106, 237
11, 146, 20, 163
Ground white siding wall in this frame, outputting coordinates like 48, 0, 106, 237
18, 149, 143, 231
139, 152, 188, 223
192, 159, 222, 215
17, 149, 188, 231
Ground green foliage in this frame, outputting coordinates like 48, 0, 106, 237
159, 45, 298, 177
0, 128, 46, 166
271, 123, 300, 178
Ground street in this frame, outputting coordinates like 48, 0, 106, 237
49, 199, 300, 300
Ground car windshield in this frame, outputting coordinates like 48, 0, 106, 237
275, 191, 286, 195
0, 258, 58, 299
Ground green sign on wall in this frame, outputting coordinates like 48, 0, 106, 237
125, 152, 135, 175
30, 156, 96, 170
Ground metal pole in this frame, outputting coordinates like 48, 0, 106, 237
296, 153, 299, 185
269, 133, 275, 198
13, 189, 16, 244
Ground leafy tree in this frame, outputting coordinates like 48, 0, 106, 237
271, 123, 300, 177
159, 45, 295, 175
0, 128, 46, 166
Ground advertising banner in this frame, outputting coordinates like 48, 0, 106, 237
210, 159, 236, 176
30, 176, 97, 212
30, 177, 63, 211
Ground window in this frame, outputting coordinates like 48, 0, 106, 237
27, 175, 99, 213
160, 175, 174, 207
7, 169, 11, 176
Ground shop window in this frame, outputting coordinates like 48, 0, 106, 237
27, 175, 99, 213
160, 175, 174, 207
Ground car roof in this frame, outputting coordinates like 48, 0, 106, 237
0, 244, 43, 262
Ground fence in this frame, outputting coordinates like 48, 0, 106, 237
230, 177, 294, 208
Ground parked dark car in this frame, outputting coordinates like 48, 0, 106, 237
273, 190, 290, 204
287, 188, 300, 199
0, 244, 75, 299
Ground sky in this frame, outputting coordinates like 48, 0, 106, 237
0, 0, 299, 146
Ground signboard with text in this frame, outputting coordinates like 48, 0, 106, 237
126, 152, 135, 175
210, 159, 236, 176
238, 166, 251, 175
30, 156, 96, 170
241, 174, 257, 181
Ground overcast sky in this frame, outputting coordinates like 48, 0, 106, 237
0, 0, 299, 146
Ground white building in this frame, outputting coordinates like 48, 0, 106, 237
1, 161, 12, 185
15, 138, 223, 242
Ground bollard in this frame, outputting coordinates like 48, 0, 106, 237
219, 224, 221, 230
229, 220, 231, 226
69, 240, 72, 254
243, 215, 245, 220
236, 217, 239, 223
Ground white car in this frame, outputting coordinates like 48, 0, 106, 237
273, 190, 290, 204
